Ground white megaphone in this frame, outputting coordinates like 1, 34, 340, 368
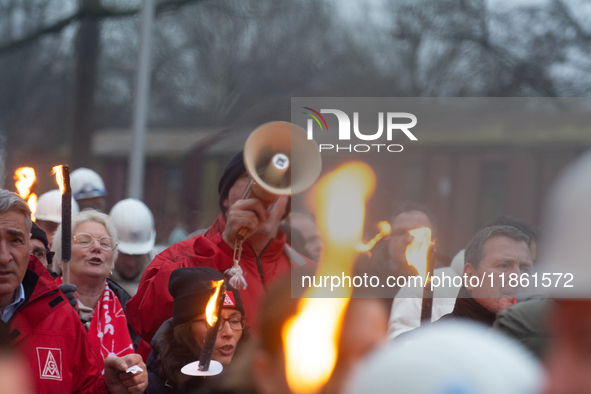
237, 121, 322, 239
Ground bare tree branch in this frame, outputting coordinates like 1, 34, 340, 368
0, 0, 206, 54
552, 0, 591, 42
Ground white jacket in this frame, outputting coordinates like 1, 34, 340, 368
388, 250, 465, 339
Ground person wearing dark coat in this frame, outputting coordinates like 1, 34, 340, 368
146, 267, 248, 394
438, 225, 534, 325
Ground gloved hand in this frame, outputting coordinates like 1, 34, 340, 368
58, 283, 78, 312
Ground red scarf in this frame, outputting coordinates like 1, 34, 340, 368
56, 277, 134, 367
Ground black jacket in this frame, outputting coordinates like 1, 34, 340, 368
438, 287, 497, 326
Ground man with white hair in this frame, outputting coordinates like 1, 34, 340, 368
0, 189, 147, 394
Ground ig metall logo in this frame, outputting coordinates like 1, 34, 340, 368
302, 107, 417, 153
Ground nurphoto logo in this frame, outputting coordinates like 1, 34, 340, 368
302, 107, 418, 153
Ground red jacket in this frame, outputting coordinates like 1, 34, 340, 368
8, 257, 108, 394
127, 214, 314, 358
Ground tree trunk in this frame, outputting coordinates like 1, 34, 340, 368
70, 0, 100, 169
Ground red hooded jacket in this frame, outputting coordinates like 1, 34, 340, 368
127, 214, 314, 358
8, 257, 108, 394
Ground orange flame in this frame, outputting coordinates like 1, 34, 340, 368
355, 221, 391, 252
405, 227, 432, 279
14, 167, 37, 220
28, 194, 38, 221
283, 162, 375, 394
205, 280, 224, 327
52, 165, 66, 194
14, 167, 35, 199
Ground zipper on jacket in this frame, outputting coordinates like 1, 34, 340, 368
250, 241, 272, 288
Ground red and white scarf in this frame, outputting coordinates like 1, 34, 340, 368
56, 277, 134, 367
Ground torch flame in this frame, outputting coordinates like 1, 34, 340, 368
205, 280, 224, 327
52, 165, 66, 194
405, 227, 432, 279
28, 194, 38, 221
283, 162, 375, 394
355, 221, 391, 252
14, 167, 36, 199
14, 167, 37, 220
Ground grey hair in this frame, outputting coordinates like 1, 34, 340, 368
52, 209, 118, 274
0, 189, 33, 232
465, 225, 530, 269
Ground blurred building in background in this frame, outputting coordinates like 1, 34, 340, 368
2, 0, 591, 251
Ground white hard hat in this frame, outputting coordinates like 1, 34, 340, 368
537, 149, 591, 297
70, 168, 106, 200
35, 189, 80, 223
347, 321, 541, 394
109, 198, 155, 255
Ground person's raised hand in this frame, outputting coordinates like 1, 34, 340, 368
223, 198, 269, 245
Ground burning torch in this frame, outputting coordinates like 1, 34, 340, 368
53, 165, 71, 283
283, 162, 376, 394
405, 227, 435, 325
181, 279, 227, 376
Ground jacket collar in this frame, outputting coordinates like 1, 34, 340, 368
23, 256, 59, 306
451, 287, 497, 326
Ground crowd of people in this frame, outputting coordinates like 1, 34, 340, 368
1, 146, 591, 394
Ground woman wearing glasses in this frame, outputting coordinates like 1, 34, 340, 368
51, 209, 137, 364
146, 267, 248, 394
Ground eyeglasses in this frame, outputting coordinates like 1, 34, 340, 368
193, 316, 247, 331
31, 249, 55, 261
72, 233, 117, 251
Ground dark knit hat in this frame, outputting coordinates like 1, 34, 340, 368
31, 222, 49, 250
218, 151, 246, 214
169, 267, 245, 326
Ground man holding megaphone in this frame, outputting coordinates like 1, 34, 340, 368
127, 122, 321, 359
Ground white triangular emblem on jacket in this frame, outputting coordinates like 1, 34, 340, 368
38, 348, 62, 380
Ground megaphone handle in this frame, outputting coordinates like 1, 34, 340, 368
236, 227, 248, 240
240, 179, 254, 200
236, 179, 255, 241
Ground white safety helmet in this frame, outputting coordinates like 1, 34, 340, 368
35, 189, 80, 223
109, 198, 156, 255
70, 168, 107, 200
347, 321, 541, 394
536, 149, 591, 297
